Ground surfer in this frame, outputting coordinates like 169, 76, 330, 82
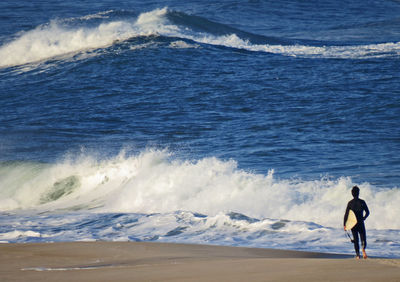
344, 186, 370, 259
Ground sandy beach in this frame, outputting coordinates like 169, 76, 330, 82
0, 242, 399, 282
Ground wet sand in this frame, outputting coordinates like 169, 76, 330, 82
1, 242, 399, 281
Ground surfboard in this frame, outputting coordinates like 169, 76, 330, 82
345, 209, 357, 230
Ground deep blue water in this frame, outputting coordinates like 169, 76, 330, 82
1, 0, 399, 186
0, 0, 399, 256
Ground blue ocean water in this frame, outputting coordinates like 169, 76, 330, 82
0, 0, 399, 257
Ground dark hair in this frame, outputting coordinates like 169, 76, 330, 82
352, 186, 360, 198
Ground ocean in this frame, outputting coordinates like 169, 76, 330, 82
0, 0, 399, 258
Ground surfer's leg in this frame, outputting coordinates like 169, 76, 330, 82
359, 224, 366, 249
360, 224, 367, 259
351, 228, 360, 258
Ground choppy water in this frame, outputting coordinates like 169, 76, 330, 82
0, 0, 399, 257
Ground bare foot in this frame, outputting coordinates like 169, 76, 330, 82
362, 249, 367, 259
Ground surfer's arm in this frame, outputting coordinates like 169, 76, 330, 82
362, 200, 370, 221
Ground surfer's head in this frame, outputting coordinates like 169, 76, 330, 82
352, 186, 360, 198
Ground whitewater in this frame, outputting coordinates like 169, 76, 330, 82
1, 150, 399, 257
1, 149, 399, 230
1, 1, 400, 258
1, 8, 400, 68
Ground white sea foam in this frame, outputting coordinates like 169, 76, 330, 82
0, 230, 42, 240
1, 149, 399, 230
1, 210, 399, 257
169, 40, 200, 49
78, 10, 115, 21
185, 33, 400, 59
0, 8, 168, 68
1, 8, 399, 68
0, 21, 118, 67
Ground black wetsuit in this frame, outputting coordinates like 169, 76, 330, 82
344, 197, 370, 257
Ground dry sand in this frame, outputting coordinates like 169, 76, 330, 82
0, 242, 399, 281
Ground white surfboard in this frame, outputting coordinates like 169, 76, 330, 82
345, 209, 357, 230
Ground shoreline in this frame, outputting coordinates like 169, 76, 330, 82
1, 242, 399, 281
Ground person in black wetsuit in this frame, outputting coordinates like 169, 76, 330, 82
344, 186, 370, 259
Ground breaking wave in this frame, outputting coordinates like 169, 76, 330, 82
1, 149, 399, 230
1, 7, 399, 68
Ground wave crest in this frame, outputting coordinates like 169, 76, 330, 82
1, 8, 399, 68
1, 149, 399, 230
